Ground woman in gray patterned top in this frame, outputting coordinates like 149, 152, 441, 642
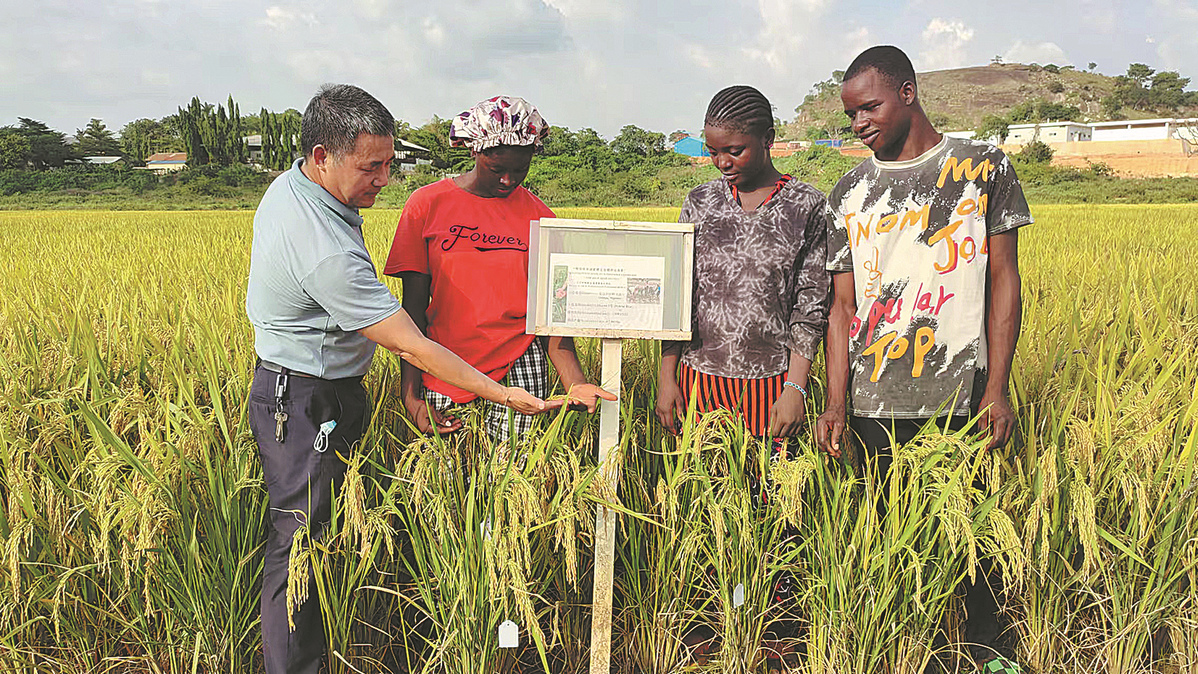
655, 85, 831, 442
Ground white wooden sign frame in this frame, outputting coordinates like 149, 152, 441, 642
527, 218, 694, 341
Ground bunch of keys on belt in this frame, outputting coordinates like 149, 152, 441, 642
274, 372, 289, 442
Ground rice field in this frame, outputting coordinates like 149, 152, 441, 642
0, 204, 1195, 673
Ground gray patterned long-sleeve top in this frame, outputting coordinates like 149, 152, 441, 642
678, 178, 831, 379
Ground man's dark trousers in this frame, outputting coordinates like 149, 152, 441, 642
249, 365, 370, 674
849, 415, 1010, 659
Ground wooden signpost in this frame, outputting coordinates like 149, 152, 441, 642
526, 218, 693, 673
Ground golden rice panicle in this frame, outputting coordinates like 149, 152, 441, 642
770, 451, 817, 528
1068, 468, 1100, 580
286, 522, 312, 632
339, 458, 370, 557
1027, 447, 1059, 576
1067, 419, 1097, 481
986, 506, 1027, 591
549, 450, 582, 587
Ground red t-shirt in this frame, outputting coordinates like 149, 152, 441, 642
384, 178, 554, 402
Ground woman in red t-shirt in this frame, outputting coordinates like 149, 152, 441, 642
384, 96, 613, 441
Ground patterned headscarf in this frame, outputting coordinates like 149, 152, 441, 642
449, 96, 549, 152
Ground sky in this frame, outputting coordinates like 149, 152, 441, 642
3, 0, 1196, 139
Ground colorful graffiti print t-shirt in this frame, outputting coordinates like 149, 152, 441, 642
384, 178, 553, 403
826, 136, 1033, 419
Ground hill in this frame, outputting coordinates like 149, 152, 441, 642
790, 62, 1197, 138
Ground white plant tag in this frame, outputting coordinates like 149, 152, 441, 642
498, 619, 519, 648
733, 583, 745, 608
481, 516, 493, 541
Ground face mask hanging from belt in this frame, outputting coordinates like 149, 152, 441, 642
271, 366, 337, 452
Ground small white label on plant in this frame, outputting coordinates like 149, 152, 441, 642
481, 516, 493, 541
498, 619, 519, 648
733, 583, 745, 608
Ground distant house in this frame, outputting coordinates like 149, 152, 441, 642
136, 153, 188, 174
1089, 118, 1198, 142
81, 156, 124, 165
243, 135, 263, 163
1005, 121, 1092, 144
395, 138, 433, 170
672, 136, 706, 158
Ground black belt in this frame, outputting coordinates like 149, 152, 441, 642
257, 359, 318, 379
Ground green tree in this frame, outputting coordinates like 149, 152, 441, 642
15, 118, 75, 169
542, 126, 581, 157
74, 118, 121, 156
1149, 71, 1190, 110
1100, 94, 1125, 120
398, 116, 470, 170
1009, 99, 1081, 122
1127, 63, 1155, 87
1087, 62, 1097, 72
610, 125, 666, 157
175, 95, 247, 167
259, 108, 302, 171
0, 129, 31, 169
1014, 140, 1054, 163
119, 118, 181, 164
806, 107, 851, 140
975, 115, 1011, 144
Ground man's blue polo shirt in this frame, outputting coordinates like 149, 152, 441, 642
246, 158, 401, 379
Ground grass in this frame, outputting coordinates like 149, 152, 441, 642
0, 205, 1196, 672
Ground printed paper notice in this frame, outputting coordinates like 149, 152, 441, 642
549, 254, 665, 331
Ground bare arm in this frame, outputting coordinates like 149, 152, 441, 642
360, 306, 557, 417
815, 271, 856, 457
978, 229, 1021, 450
655, 341, 686, 434
544, 336, 617, 413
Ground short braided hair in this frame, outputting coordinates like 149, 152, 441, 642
844, 46, 917, 92
704, 85, 774, 137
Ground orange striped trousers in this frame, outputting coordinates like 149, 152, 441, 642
677, 362, 786, 438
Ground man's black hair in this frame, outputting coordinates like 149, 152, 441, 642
301, 84, 395, 157
844, 46, 917, 91
705, 85, 774, 137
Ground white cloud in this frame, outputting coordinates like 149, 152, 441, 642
140, 69, 172, 87
542, 0, 627, 22
1002, 40, 1071, 66
1151, 0, 1198, 74
421, 16, 445, 46
1154, 0, 1198, 21
262, 6, 316, 31
917, 18, 975, 71
684, 43, 714, 71
743, 0, 832, 75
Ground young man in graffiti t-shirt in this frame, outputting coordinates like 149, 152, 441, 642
816, 46, 1033, 670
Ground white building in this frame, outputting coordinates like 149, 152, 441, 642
1089, 118, 1198, 142
1005, 121, 1092, 144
